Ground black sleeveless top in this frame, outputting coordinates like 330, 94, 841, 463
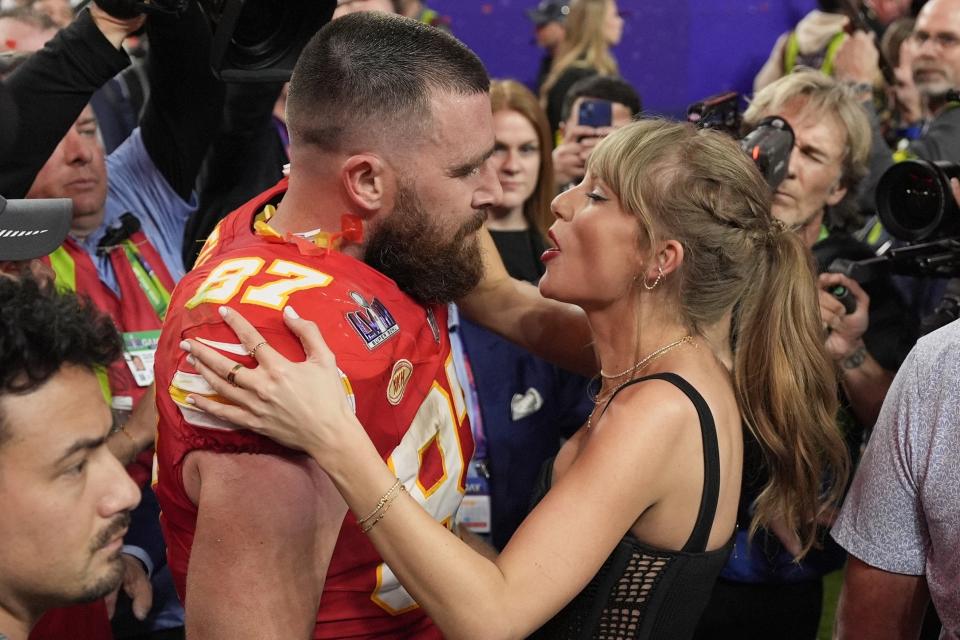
527, 373, 733, 640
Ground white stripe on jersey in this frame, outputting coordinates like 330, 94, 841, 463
170, 370, 239, 432
195, 337, 248, 355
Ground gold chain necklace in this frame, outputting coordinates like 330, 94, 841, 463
587, 335, 694, 429
599, 335, 694, 379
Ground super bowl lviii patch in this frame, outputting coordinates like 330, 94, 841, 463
346, 291, 399, 350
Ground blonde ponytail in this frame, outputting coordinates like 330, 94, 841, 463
734, 226, 849, 558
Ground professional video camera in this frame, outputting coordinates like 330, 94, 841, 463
92, 0, 335, 82
832, 150, 960, 282
687, 92, 794, 190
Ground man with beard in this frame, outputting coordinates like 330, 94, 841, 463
153, 11, 500, 639
0, 277, 141, 640
835, 0, 960, 215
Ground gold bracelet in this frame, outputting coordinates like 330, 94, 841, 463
118, 425, 137, 447
111, 422, 137, 448
360, 485, 406, 534
356, 478, 402, 527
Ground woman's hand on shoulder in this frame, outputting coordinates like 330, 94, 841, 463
181, 305, 364, 469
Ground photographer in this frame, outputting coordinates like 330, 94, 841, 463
835, 0, 960, 236
694, 70, 917, 639
23, 0, 222, 414
753, 0, 851, 93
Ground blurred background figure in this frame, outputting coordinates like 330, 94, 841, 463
393, 0, 451, 30
864, 0, 914, 32
880, 17, 925, 144
552, 74, 640, 190
30, 0, 71, 27
0, 6, 56, 51
539, 0, 623, 134
487, 79, 554, 248
753, 0, 852, 93
526, 0, 569, 93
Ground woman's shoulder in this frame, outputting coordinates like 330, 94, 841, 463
596, 367, 738, 451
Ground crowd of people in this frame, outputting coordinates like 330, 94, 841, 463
0, 0, 957, 639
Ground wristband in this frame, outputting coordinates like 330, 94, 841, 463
841, 345, 867, 370
845, 81, 873, 99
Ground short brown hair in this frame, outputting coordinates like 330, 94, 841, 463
286, 11, 488, 155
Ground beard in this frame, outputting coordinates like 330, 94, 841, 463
913, 64, 954, 99
75, 512, 131, 603
363, 183, 485, 304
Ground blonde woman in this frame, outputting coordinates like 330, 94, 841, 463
183, 120, 848, 640
540, 0, 624, 133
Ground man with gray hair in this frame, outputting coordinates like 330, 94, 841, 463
834, 0, 960, 216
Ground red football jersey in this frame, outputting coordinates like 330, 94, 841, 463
155, 187, 473, 639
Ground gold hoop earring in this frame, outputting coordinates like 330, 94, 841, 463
642, 265, 664, 291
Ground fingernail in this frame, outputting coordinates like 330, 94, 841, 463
283, 305, 300, 320
186, 355, 196, 366
219, 306, 230, 318
186, 395, 196, 405
179, 340, 191, 352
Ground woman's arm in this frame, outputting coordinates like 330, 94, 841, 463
182, 307, 689, 640
458, 228, 597, 377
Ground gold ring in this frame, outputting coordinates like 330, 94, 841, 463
227, 363, 244, 387
248, 341, 268, 359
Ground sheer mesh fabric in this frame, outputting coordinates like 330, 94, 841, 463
528, 541, 679, 640
526, 374, 732, 640
595, 552, 669, 639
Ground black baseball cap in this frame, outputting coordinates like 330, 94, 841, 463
0, 196, 72, 261
527, 0, 570, 26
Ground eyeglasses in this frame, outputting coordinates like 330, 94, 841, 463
912, 30, 960, 50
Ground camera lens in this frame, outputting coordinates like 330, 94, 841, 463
228, 0, 302, 69
876, 160, 960, 241
204, 0, 334, 80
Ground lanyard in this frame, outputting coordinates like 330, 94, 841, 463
817, 224, 830, 243
121, 239, 171, 321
